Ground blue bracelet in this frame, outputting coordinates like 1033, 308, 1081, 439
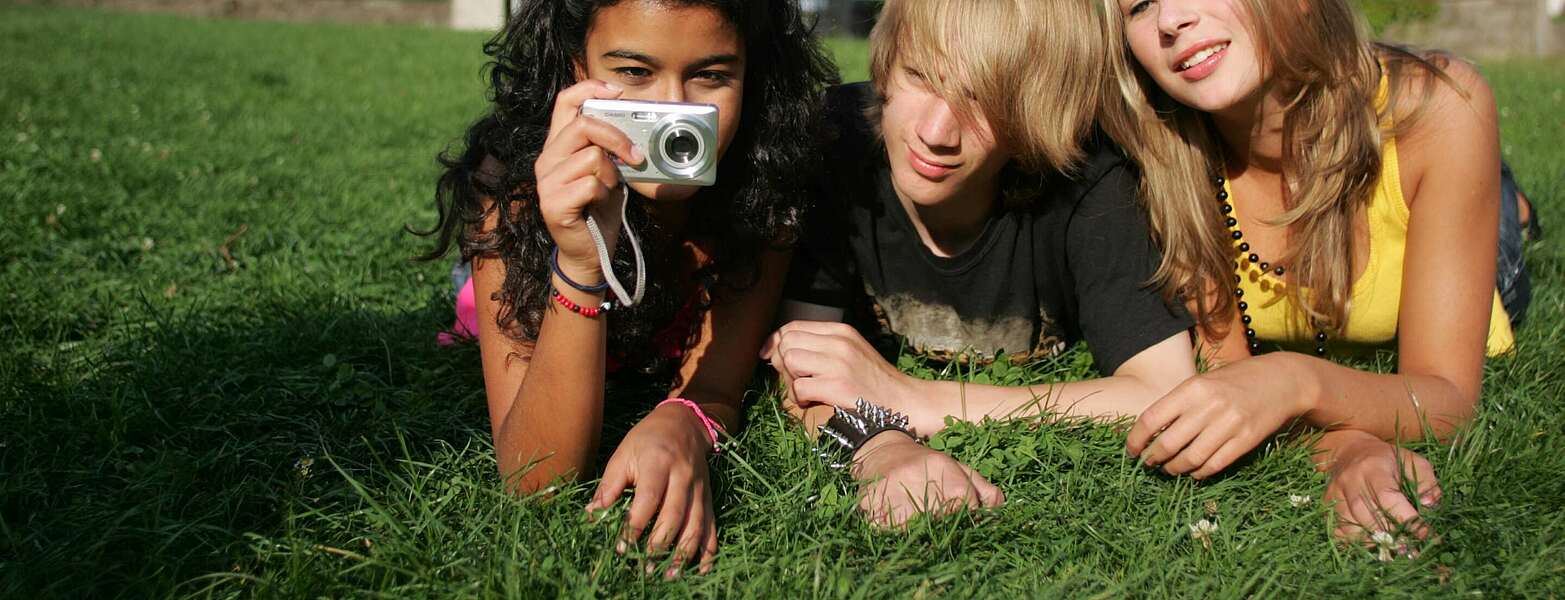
550, 246, 610, 293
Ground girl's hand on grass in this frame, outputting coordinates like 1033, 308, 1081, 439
761, 321, 937, 435
1323, 432, 1440, 543
584, 402, 717, 579
851, 432, 1004, 528
535, 79, 647, 283
1127, 353, 1312, 479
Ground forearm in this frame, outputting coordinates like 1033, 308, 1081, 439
494, 284, 610, 492
1280, 353, 1476, 442
904, 375, 1168, 435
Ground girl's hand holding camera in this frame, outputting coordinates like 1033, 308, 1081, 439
535, 80, 646, 284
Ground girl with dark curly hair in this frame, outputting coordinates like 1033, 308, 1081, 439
421, 0, 835, 575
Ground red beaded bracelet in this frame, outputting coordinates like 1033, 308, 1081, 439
550, 288, 611, 318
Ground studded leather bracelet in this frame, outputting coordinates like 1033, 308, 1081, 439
815, 397, 918, 470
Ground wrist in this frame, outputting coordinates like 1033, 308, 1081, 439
654, 401, 719, 458
848, 429, 919, 477
1272, 352, 1325, 421
554, 256, 606, 289
1311, 429, 1380, 472
897, 376, 943, 435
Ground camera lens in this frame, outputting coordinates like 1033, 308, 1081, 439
664, 130, 700, 165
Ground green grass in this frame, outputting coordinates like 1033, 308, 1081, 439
3, 6, 1564, 597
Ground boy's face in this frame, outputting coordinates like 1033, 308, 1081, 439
879, 61, 1011, 209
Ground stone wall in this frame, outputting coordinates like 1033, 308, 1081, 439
1383, 0, 1565, 57
43, 0, 447, 26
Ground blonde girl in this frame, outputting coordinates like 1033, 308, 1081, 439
1099, 0, 1531, 541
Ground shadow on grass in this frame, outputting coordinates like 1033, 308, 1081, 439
0, 293, 656, 596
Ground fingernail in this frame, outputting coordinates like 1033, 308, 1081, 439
604, 82, 623, 92
666, 567, 680, 579
645, 563, 658, 575
629, 145, 645, 163
616, 540, 627, 554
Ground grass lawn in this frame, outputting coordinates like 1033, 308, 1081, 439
3, 6, 1564, 597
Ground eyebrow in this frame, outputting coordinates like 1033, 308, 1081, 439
602, 50, 741, 70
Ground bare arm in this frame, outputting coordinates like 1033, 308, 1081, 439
767, 320, 1195, 437
895, 330, 1195, 434
663, 248, 795, 441
475, 254, 611, 493
477, 79, 647, 493
1292, 61, 1500, 441
1131, 63, 1502, 480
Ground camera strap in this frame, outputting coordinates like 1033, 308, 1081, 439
583, 181, 645, 307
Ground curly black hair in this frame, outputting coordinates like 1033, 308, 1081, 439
420, 0, 838, 374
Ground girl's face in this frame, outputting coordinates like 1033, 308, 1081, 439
581, 1, 746, 202
879, 62, 1010, 209
1118, 0, 1265, 113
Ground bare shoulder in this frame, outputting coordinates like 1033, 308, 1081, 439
1392, 55, 1499, 143
1388, 55, 1501, 209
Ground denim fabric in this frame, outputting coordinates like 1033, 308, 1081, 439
451, 260, 473, 298
1498, 161, 1531, 327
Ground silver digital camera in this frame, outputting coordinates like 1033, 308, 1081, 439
581, 99, 719, 187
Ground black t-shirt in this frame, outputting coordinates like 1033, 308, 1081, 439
785, 83, 1190, 375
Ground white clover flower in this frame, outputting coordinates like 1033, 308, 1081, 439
89, 148, 102, 162
140, 237, 155, 251
1289, 494, 1312, 508
1189, 518, 1219, 549
1372, 531, 1398, 562
55, 204, 66, 216
294, 456, 315, 479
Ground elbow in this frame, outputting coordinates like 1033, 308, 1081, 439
1431, 396, 1479, 444
1420, 379, 1480, 444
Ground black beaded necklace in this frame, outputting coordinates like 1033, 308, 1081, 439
1215, 174, 1329, 356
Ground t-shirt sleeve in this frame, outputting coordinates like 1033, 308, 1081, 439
1065, 163, 1193, 374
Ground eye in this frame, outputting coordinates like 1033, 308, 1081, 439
693, 70, 734, 86
1127, 0, 1153, 16
613, 66, 652, 82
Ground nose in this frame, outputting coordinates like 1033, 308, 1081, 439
916, 97, 961, 150
655, 77, 686, 104
1157, 1, 1199, 39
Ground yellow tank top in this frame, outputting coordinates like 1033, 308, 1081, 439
1227, 80, 1515, 356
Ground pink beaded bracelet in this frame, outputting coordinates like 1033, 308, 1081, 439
657, 397, 724, 454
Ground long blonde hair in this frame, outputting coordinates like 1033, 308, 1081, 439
1097, 0, 1450, 336
870, 0, 1104, 175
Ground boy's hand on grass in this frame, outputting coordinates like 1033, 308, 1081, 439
535, 79, 647, 282
584, 402, 717, 579
850, 432, 1004, 528
1323, 432, 1440, 544
761, 321, 938, 435
1127, 353, 1312, 479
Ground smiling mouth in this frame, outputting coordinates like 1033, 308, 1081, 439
1177, 42, 1229, 72
907, 146, 959, 178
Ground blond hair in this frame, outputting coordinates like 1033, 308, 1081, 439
1097, 0, 1451, 335
869, 0, 1104, 175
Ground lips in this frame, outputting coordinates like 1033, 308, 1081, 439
1172, 40, 1229, 82
907, 145, 958, 179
